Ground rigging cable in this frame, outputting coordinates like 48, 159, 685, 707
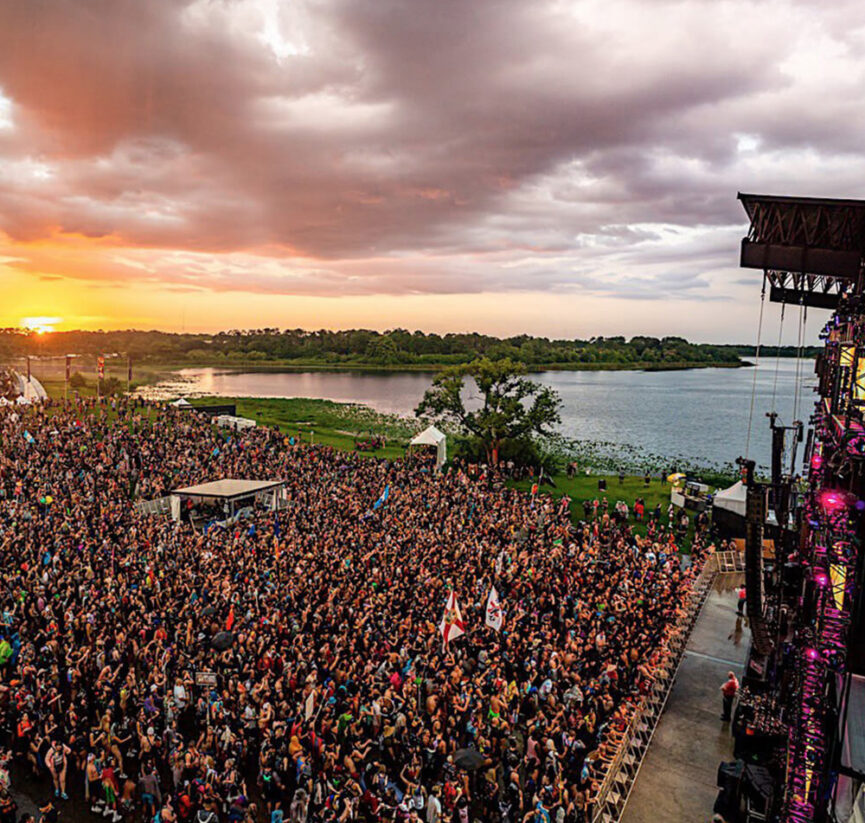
745, 274, 767, 459
793, 300, 805, 423
771, 300, 786, 414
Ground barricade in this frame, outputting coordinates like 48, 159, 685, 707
590, 552, 718, 822
133, 496, 172, 516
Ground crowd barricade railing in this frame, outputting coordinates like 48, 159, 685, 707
133, 496, 172, 516
589, 552, 718, 822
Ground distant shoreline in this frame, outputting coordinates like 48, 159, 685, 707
132, 358, 751, 375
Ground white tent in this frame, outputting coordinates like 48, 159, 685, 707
713, 481, 746, 517
215, 414, 256, 430
170, 397, 192, 407
410, 425, 447, 470
22, 376, 48, 402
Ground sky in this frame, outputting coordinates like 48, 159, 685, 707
1, 0, 864, 341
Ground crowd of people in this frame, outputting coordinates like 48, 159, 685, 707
0, 399, 711, 823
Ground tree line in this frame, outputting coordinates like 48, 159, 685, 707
0, 328, 744, 368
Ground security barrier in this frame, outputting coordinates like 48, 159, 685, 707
590, 552, 719, 822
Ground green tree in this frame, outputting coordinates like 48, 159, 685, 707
415, 358, 561, 464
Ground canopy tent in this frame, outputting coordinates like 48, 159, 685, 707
170, 397, 193, 407
713, 481, 747, 517
171, 478, 285, 523
711, 481, 747, 538
20, 375, 47, 402
410, 425, 447, 470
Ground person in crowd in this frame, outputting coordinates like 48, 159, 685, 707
0, 398, 709, 823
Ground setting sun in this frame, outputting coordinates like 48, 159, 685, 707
20, 316, 62, 334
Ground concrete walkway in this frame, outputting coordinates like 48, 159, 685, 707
620, 573, 749, 823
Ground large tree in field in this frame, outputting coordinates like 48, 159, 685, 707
415, 357, 561, 464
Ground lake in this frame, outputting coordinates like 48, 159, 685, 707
145, 359, 814, 471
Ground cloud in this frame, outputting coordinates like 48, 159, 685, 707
0, 0, 864, 302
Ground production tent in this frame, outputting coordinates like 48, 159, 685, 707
410, 425, 447, 470
170, 478, 285, 524
711, 481, 747, 538
170, 397, 193, 408
713, 481, 747, 517
22, 376, 47, 402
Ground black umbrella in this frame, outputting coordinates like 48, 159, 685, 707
454, 748, 486, 771
211, 631, 234, 651
201, 606, 216, 618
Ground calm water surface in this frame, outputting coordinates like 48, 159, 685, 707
147, 359, 814, 470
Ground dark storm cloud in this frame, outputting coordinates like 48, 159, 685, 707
0, 0, 864, 297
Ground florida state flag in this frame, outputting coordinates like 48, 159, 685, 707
439, 591, 466, 649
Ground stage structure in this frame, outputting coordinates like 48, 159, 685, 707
731, 193, 865, 822
171, 479, 286, 527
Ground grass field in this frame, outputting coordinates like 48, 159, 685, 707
510, 472, 698, 545
200, 396, 418, 460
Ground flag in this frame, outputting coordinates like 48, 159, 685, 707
495, 550, 504, 577
23, 430, 34, 444
305, 689, 316, 720
485, 586, 503, 632
373, 484, 390, 510
127, 357, 132, 383
97, 356, 105, 380
439, 591, 466, 649
225, 604, 235, 631
26, 357, 31, 382
65, 355, 71, 382
531, 483, 539, 496
274, 515, 281, 559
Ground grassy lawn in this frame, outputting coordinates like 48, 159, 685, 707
193, 396, 418, 461
509, 473, 698, 546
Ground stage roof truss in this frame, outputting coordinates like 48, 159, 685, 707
738, 193, 865, 306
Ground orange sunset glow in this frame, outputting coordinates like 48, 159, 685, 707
0, 0, 860, 341
20, 316, 61, 334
